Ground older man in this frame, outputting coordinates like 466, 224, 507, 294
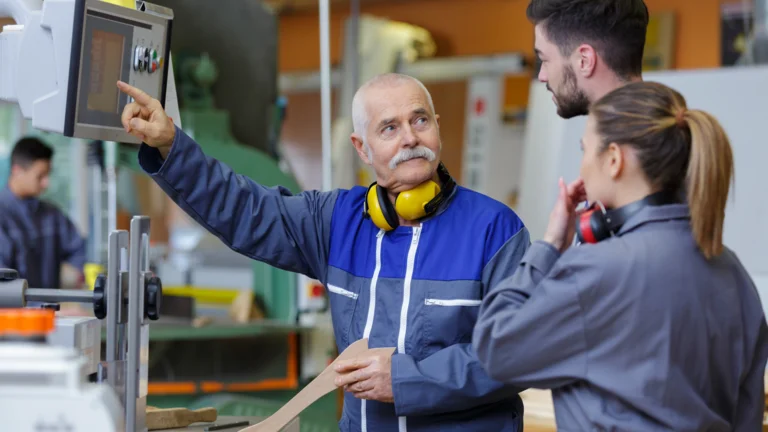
117, 73, 531, 431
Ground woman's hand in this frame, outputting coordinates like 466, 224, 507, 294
543, 177, 587, 253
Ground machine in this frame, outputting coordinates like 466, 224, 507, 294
0, 216, 163, 431
0, 0, 173, 143
0, 320, 125, 432
0, 0, 172, 430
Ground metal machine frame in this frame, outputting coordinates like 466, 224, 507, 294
0, 215, 162, 432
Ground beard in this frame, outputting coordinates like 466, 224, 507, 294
550, 65, 590, 119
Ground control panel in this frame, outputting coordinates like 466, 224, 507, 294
65, 0, 173, 143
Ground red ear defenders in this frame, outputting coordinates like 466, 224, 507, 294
575, 190, 682, 244
363, 162, 456, 231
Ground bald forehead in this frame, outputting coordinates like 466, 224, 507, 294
351, 73, 436, 137
363, 81, 432, 117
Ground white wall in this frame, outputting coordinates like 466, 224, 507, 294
517, 66, 768, 308
487, 122, 526, 207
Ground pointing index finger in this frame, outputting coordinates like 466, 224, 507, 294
117, 81, 157, 108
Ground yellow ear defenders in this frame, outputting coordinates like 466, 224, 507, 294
363, 163, 456, 231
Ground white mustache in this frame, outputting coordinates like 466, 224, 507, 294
389, 146, 436, 170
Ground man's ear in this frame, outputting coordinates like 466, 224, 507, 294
575, 43, 597, 78
350, 133, 371, 165
605, 142, 624, 179
435, 114, 440, 127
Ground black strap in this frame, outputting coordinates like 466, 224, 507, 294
604, 189, 681, 232
423, 162, 456, 215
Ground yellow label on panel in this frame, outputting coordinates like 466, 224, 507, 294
100, 0, 136, 9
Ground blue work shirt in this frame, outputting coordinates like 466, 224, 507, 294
0, 186, 86, 289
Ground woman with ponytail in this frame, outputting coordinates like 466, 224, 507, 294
472, 81, 768, 430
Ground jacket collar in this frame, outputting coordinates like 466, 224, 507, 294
1, 184, 41, 213
618, 203, 690, 236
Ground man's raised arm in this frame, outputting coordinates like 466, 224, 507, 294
118, 81, 336, 283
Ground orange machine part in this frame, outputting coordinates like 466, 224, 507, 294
0, 308, 55, 337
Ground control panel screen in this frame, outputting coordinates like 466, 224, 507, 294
87, 30, 124, 114
77, 10, 136, 130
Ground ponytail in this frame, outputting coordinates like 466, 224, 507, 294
683, 110, 734, 259
591, 81, 734, 259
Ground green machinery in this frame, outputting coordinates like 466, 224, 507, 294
117, 52, 301, 323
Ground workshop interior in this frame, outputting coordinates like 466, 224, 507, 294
0, 0, 766, 430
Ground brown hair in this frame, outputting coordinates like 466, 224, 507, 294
527, 0, 649, 80
590, 81, 734, 259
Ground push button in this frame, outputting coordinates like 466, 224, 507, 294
143, 48, 150, 72
148, 49, 158, 73
134, 46, 142, 71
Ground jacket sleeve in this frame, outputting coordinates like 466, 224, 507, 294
734, 317, 768, 431
0, 224, 13, 270
391, 343, 524, 416
472, 241, 596, 389
57, 212, 87, 272
138, 126, 337, 282
390, 219, 531, 416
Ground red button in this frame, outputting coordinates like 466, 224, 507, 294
311, 284, 324, 297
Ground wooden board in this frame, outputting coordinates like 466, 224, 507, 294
242, 339, 395, 432
147, 406, 218, 430
158, 416, 298, 432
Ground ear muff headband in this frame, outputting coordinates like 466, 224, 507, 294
377, 183, 400, 230
363, 162, 456, 231
575, 190, 681, 244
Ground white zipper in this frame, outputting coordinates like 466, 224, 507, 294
396, 226, 422, 432
424, 298, 481, 307
363, 230, 384, 339
398, 226, 421, 354
327, 284, 358, 300
361, 229, 384, 432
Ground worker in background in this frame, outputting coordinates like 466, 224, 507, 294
117, 73, 532, 431
528, 0, 649, 119
472, 81, 768, 430
0, 137, 87, 291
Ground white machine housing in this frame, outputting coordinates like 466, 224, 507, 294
0, 0, 173, 143
0, 342, 124, 432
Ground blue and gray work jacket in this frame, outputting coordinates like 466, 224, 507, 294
138, 126, 532, 431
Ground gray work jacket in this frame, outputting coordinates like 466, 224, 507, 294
473, 203, 768, 431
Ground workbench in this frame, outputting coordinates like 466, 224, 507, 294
162, 415, 299, 431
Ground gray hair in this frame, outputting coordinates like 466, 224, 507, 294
351, 73, 436, 157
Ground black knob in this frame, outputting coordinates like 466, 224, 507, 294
93, 274, 107, 320
144, 275, 162, 321
0, 269, 19, 281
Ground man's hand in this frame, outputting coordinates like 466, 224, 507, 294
334, 353, 394, 403
116, 81, 175, 155
543, 177, 587, 253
